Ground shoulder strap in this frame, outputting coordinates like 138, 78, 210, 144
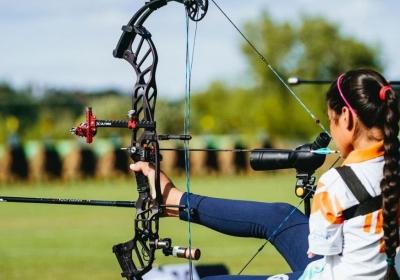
336, 166, 382, 220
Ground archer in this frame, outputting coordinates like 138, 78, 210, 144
132, 69, 400, 280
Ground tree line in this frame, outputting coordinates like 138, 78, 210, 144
0, 14, 385, 147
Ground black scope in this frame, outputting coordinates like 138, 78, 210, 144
250, 132, 331, 171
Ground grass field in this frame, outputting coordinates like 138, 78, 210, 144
0, 172, 309, 279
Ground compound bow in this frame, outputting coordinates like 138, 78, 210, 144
70, 1, 208, 279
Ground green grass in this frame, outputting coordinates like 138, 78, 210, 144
0, 173, 305, 279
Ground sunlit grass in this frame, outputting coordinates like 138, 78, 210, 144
0, 173, 305, 279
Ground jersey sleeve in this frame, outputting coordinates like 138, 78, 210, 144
308, 172, 345, 256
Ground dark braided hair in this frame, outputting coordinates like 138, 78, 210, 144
326, 68, 400, 280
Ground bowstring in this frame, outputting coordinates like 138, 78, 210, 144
237, 155, 343, 274
210, 0, 339, 274
238, 190, 312, 275
184, 8, 199, 280
211, 0, 331, 137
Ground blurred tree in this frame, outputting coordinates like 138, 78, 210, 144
188, 14, 382, 141
240, 14, 382, 140
0, 83, 39, 142
0, 15, 384, 144
41, 89, 87, 119
28, 89, 87, 140
155, 99, 185, 135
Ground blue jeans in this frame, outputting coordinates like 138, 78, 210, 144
179, 193, 321, 280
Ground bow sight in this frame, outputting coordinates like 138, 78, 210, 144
70, 107, 191, 159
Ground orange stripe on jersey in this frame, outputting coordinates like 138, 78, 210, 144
363, 213, 372, 232
375, 210, 383, 234
311, 183, 344, 225
379, 238, 385, 253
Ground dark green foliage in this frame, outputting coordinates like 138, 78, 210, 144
0, 14, 383, 144
187, 14, 382, 141
0, 83, 39, 142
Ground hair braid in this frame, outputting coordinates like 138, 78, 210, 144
381, 88, 400, 280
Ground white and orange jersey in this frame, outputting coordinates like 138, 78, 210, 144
301, 141, 400, 280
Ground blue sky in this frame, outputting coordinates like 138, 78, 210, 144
1, 0, 399, 100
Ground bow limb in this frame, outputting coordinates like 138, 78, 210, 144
113, 0, 208, 59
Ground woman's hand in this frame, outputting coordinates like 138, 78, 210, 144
130, 161, 155, 176
130, 162, 183, 217
130, 161, 156, 195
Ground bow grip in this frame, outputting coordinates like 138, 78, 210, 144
134, 171, 150, 193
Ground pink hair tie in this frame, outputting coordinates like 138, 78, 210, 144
379, 86, 391, 101
337, 74, 358, 117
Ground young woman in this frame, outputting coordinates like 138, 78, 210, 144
131, 69, 400, 279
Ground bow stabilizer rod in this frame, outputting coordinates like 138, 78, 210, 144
0, 196, 188, 210
0, 196, 136, 207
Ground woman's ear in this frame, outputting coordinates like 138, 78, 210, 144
341, 106, 354, 130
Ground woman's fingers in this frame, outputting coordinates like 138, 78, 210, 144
130, 162, 155, 176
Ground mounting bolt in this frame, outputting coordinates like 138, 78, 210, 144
127, 110, 136, 118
